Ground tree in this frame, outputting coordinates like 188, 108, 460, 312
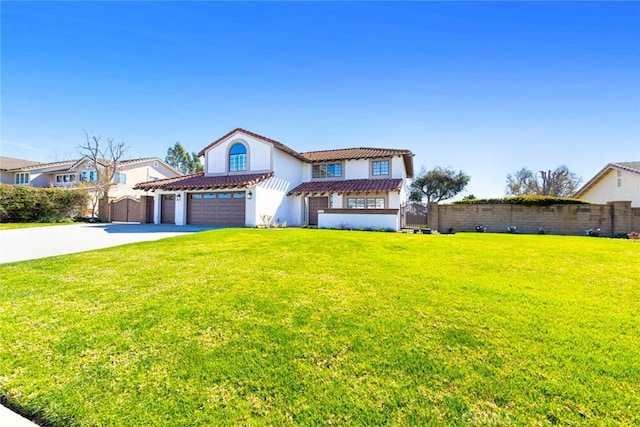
506, 165, 582, 197
165, 142, 203, 174
78, 131, 128, 218
410, 166, 470, 203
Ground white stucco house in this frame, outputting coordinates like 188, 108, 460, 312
134, 128, 415, 230
575, 161, 640, 207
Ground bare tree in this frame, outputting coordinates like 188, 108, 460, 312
506, 165, 582, 197
78, 131, 128, 218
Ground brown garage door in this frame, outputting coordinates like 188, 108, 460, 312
110, 196, 141, 222
161, 195, 175, 224
187, 192, 246, 226
308, 196, 329, 226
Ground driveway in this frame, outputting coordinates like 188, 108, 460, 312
0, 223, 219, 263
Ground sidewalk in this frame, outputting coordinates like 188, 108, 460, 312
0, 404, 38, 427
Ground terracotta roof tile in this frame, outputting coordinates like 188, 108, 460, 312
301, 147, 412, 162
288, 179, 403, 196
134, 172, 274, 191
197, 128, 308, 162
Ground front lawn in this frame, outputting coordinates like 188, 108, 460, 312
0, 230, 638, 425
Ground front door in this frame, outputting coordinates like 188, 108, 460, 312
308, 197, 329, 226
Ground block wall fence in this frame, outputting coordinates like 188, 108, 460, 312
427, 201, 639, 236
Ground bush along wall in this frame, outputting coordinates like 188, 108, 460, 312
453, 195, 589, 206
0, 184, 89, 223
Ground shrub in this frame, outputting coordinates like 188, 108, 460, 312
628, 231, 639, 240
0, 184, 89, 223
476, 225, 486, 233
506, 225, 517, 234
454, 195, 589, 206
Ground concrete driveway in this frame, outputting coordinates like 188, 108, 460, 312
0, 223, 219, 263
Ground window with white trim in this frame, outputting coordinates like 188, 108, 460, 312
80, 170, 97, 182
14, 173, 30, 185
55, 174, 77, 184
229, 143, 247, 172
312, 163, 343, 179
617, 170, 622, 188
115, 172, 127, 184
372, 160, 390, 176
347, 197, 385, 209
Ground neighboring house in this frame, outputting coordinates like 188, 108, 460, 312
575, 161, 640, 207
0, 156, 41, 184
2, 155, 180, 206
134, 128, 415, 230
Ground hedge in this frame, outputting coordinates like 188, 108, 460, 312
0, 184, 89, 222
453, 195, 589, 206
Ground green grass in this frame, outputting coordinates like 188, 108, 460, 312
0, 222, 75, 230
1, 230, 638, 426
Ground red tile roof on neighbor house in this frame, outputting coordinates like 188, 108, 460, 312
133, 172, 274, 191
288, 178, 403, 196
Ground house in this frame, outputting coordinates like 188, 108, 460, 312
0, 156, 42, 184
1, 156, 181, 219
575, 162, 640, 207
134, 128, 415, 230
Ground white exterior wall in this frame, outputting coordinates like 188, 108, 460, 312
388, 191, 402, 209
344, 159, 370, 180
153, 192, 162, 224
318, 212, 400, 231
174, 191, 187, 225
206, 134, 272, 175
391, 156, 406, 179
252, 149, 305, 226
580, 169, 640, 207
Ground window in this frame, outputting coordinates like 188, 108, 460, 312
347, 197, 385, 209
55, 174, 77, 184
81, 170, 97, 182
229, 143, 247, 172
218, 193, 232, 199
203, 193, 216, 199
372, 160, 390, 176
347, 198, 366, 209
312, 163, 343, 178
115, 172, 127, 184
14, 173, 30, 185
617, 170, 622, 188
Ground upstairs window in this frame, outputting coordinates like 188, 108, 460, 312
312, 163, 342, 179
372, 160, 390, 176
55, 174, 77, 184
81, 170, 97, 182
115, 172, 127, 184
229, 143, 247, 172
14, 172, 30, 185
617, 170, 622, 188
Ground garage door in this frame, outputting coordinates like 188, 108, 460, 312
187, 192, 246, 226
161, 195, 175, 224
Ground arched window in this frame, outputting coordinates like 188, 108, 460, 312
229, 143, 247, 172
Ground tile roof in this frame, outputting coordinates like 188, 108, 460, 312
197, 128, 308, 162
134, 172, 274, 191
288, 178, 403, 196
301, 147, 412, 162
574, 161, 640, 197
0, 156, 42, 171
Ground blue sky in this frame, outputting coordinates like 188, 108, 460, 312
2, 1, 639, 197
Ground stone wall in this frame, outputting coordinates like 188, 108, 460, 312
428, 201, 637, 236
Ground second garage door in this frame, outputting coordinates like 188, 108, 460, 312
187, 192, 246, 226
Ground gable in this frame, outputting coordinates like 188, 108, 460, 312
203, 130, 278, 175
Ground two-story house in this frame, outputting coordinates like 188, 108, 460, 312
134, 128, 414, 230
1, 155, 181, 219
